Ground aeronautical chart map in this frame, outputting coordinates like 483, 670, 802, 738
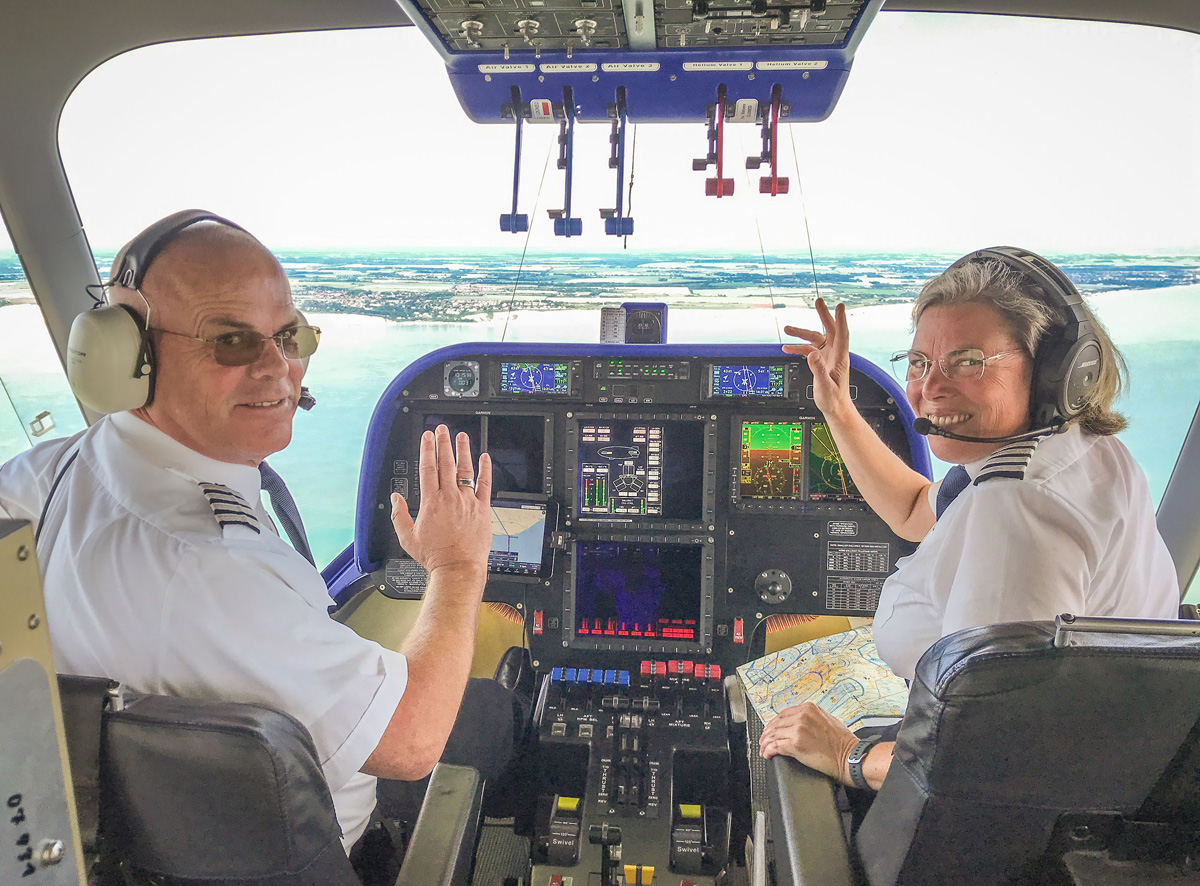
736, 626, 908, 727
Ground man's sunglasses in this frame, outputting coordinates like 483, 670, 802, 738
153, 325, 321, 367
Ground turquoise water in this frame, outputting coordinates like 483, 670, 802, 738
2, 284, 1198, 578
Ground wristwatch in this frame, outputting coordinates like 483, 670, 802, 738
847, 735, 883, 790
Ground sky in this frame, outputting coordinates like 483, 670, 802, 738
2, 12, 1199, 255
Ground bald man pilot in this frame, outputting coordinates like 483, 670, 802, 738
0, 211, 527, 865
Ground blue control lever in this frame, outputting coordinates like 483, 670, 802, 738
601, 86, 635, 237
549, 86, 583, 237
499, 85, 529, 232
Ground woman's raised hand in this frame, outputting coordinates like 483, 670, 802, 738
782, 297, 853, 421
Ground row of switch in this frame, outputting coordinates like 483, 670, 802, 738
550, 667, 631, 686
640, 660, 723, 681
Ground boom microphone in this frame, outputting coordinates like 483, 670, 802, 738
911, 416, 1063, 445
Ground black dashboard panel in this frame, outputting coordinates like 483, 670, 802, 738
358, 346, 925, 671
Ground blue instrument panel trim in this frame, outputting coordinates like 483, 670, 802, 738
352, 341, 929, 578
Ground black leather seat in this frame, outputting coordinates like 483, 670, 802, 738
58, 677, 483, 886
769, 618, 1200, 886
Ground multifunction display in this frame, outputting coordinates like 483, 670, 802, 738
573, 541, 702, 644
809, 421, 862, 501
577, 419, 704, 520
710, 364, 786, 398
500, 362, 570, 395
740, 422, 804, 499
737, 420, 864, 503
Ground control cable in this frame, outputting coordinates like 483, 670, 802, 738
788, 125, 822, 304
622, 123, 638, 250
501, 137, 554, 342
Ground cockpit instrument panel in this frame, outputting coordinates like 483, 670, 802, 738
350, 343, 928, 670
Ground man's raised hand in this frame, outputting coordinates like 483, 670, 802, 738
391, 424, 493, 577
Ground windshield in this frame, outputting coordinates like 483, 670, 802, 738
44, 14, 1200, 594
0, 237, 88, 461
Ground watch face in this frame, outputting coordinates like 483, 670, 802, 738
626, 309, 662, 344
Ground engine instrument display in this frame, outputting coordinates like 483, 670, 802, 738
577, 419, 704, 519
809, 421, 863, 501
500, 362, 570, 395
710, 364, 786, 398
573, 541, 702, 643
739, 422, 804, 499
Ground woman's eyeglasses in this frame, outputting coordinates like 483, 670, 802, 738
153, 325, 321, 367
889, 347, 1022, 383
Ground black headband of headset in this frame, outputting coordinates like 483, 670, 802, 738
948, 245, 1093, 333
108, 209, 247, 291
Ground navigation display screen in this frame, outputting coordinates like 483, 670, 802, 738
487, 414, 547, 496
577, 419, 704, 519
500, 362, 570, 395
809, 421, 864, 501
740, 422, 804, 499
573, 541, 702, 643
710, 364, 786, 398
488, 501, 553, 575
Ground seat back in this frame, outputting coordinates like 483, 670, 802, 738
855, 620, 1200, 886
98, 689, 360, 886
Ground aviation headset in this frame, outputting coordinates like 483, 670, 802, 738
67, 209, 314, 414
946, 246, 1104, 430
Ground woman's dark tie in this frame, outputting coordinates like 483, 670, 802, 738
935, 464, 971, 519
258, 460, 315, 565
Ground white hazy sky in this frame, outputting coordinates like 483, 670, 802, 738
3, 12, 1199, 254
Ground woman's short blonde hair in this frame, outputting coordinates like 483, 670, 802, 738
913, 258, 1127, 436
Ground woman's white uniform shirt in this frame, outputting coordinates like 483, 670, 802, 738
873, 424, 1179, 680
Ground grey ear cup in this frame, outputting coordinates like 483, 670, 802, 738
67, 305, 153, 414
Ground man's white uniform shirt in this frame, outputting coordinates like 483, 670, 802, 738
0, 412, 407, 850
874, 424, 1179, 680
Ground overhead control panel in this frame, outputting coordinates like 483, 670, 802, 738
394, 0, 883, 122
349, 343, 929, 672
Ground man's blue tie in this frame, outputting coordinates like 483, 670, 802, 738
258, 460, 315, 565
935, 464, 971, 519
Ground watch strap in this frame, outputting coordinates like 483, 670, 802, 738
847, 735, 882, 790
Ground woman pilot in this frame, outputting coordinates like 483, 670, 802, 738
759, 247, 1179, 792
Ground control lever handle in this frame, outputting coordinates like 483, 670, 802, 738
589, 823, 623, 886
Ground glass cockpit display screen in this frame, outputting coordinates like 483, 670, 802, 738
809, 421, 863, 501
488, 501, 550, 575
577, 420, 704, 519
740, 422, 804, 499
710, 364, 786, 398
573, 541, 702, 643
500, 362, 570, 395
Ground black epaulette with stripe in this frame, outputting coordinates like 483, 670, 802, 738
199, 482, 261, 534
973, 436, 1049, 486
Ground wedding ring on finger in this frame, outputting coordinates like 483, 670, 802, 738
457, 477, 476, 488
